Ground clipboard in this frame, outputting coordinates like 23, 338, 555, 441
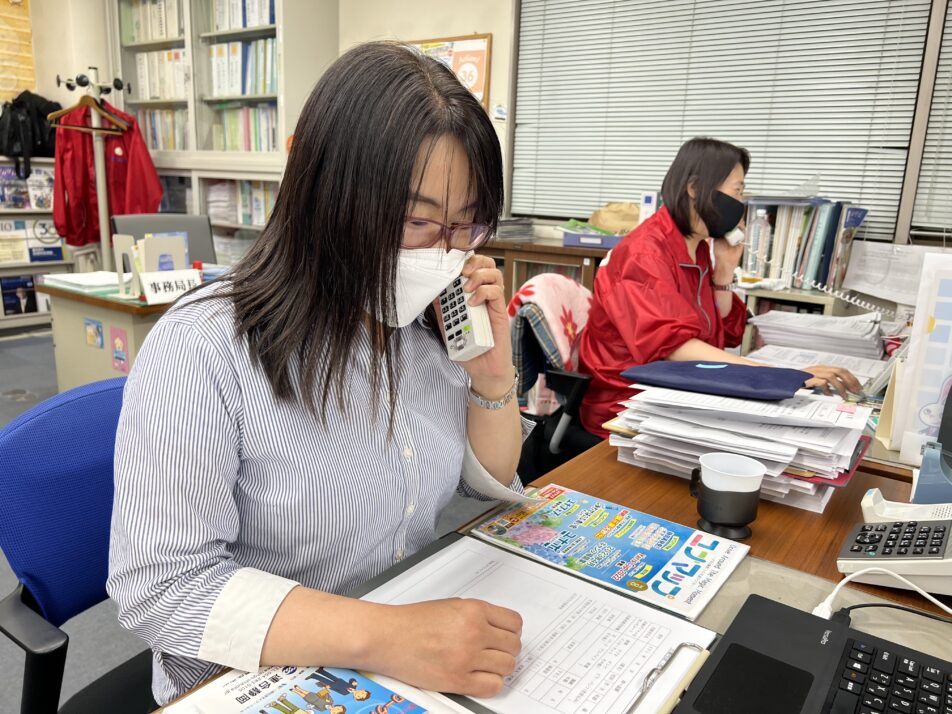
351, 532, 715, 714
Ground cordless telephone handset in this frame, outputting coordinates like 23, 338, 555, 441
438, 275, 494, 361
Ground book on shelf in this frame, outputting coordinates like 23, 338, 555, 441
0, 219, 63, 263
212, 102, 277, 152
827, 206, 869, 290
1, 274, 49, 317
210, 39, 277, 98
136, 109, 189, 151
471, 483, 748, 621
127, 0, 182, 44
741, 196, 868, 293
209, 179, 278, 225
212, 0, 275, 31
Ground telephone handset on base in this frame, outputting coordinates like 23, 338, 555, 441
834, 488, 952, 596
861, 488, 952, 523
438, 275, 494, 362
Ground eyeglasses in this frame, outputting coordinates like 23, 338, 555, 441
402, 216, 493, 251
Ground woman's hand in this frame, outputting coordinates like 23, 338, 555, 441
804, 365, 864, 398
371, 598, 523, 698
453, 254, 515, 398
711, 237, 745, 285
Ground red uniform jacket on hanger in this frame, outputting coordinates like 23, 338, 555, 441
53, 101, 162, 246
578, 205, 747, 437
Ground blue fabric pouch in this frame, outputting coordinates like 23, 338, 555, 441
620, 360, 811, 401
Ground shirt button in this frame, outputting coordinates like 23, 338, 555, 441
395, 549, 405, 561
405, 503, 415, 516
402, 447, 413, 460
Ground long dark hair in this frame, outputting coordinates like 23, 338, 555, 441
661, 137, 750, 237
218, 42, 503, 419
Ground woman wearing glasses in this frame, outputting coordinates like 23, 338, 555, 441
107, 43, 525, 707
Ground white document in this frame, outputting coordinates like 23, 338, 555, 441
629, 387, 871, 430
747, 344, 889, 383
624, 401, 849, 453
363, 537, 715, 714
634, 415, 798, 462
843, 241, 952, 307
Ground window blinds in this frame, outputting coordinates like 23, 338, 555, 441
912, 5, 952, 237
512, 0, 931, 240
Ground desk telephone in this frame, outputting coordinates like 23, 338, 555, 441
836, 489, 952, 596
438, 276, 494, 361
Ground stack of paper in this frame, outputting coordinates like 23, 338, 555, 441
612, 386, 871, 513
747, 344, 891, 392
749, 310, 884, 359
42, 272, 131, 294
205, 180, 237, 223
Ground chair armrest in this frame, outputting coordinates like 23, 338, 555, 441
544, 368, 591, 417
0, 585, 68, 656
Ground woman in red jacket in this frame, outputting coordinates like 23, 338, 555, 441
578, 138, 861, 438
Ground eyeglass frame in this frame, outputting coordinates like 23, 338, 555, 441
402, 215, 494, 251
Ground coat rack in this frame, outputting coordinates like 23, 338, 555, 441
48, 67, 131, 269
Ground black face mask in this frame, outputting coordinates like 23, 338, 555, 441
707, 190, 745, 239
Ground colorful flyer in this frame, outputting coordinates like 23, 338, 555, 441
110, 326, 129, 373
472, 484, 749, 621
84, 318, 103, 348
165, 665, 430, 714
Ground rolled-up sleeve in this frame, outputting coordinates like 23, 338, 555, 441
106, 319, 297, 675
457, 415, 534, 499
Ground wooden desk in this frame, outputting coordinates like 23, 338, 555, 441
36, 283, 169, 391
534, 441, 947, 614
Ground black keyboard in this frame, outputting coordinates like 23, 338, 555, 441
829, 636, 952, 713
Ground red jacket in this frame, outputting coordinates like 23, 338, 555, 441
53, 102, 162, 246
579, 206, 747, 437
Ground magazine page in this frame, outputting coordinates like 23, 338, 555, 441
163, 665, 438, 714
471, 484, 749, 621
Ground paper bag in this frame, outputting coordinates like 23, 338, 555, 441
588, 202, 640, 235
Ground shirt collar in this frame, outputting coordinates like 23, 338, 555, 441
657, 206, 711, 268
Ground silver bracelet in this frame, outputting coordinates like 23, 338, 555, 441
469, 374, 518, 410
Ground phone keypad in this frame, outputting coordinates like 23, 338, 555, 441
441, 276, 472, 352
842, 520, 950, 559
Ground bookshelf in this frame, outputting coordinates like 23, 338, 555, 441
108, 0, 336, 168
106, 0, 337, 262
0, 157, 74, 329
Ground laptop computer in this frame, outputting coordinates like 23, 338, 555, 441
673, 594, 951, 714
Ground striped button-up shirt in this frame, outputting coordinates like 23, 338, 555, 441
106, 285, 526, 704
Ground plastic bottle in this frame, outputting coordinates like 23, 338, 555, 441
746, 209, 771, 276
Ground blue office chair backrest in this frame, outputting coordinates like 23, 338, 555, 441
0, 378, 126, 626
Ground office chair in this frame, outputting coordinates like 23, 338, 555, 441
0, 378, 156, 714
510, 275, 601, 483
111, 213, 217, 265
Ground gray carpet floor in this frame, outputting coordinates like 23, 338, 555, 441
0, 331, 495, 713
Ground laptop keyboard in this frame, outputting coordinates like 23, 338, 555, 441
828, 637, 951, 713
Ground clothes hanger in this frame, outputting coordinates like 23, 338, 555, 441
48, 94, 129, 134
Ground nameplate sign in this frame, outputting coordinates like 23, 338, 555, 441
140, 269, 201, 305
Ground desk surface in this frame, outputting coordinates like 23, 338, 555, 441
534, 441, 948, 614
36, 282, 170, 316
484, 236, 610, 258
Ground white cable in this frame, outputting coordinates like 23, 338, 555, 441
812, 567, 952, 619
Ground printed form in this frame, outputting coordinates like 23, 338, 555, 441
362, 537, 715, 714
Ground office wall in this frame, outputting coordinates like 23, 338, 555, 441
30, 0, 112, 107
339, 0, 516, 192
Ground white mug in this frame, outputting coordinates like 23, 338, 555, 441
698, 452, 766, 493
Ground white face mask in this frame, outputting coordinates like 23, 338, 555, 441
389, 248, 471, 327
